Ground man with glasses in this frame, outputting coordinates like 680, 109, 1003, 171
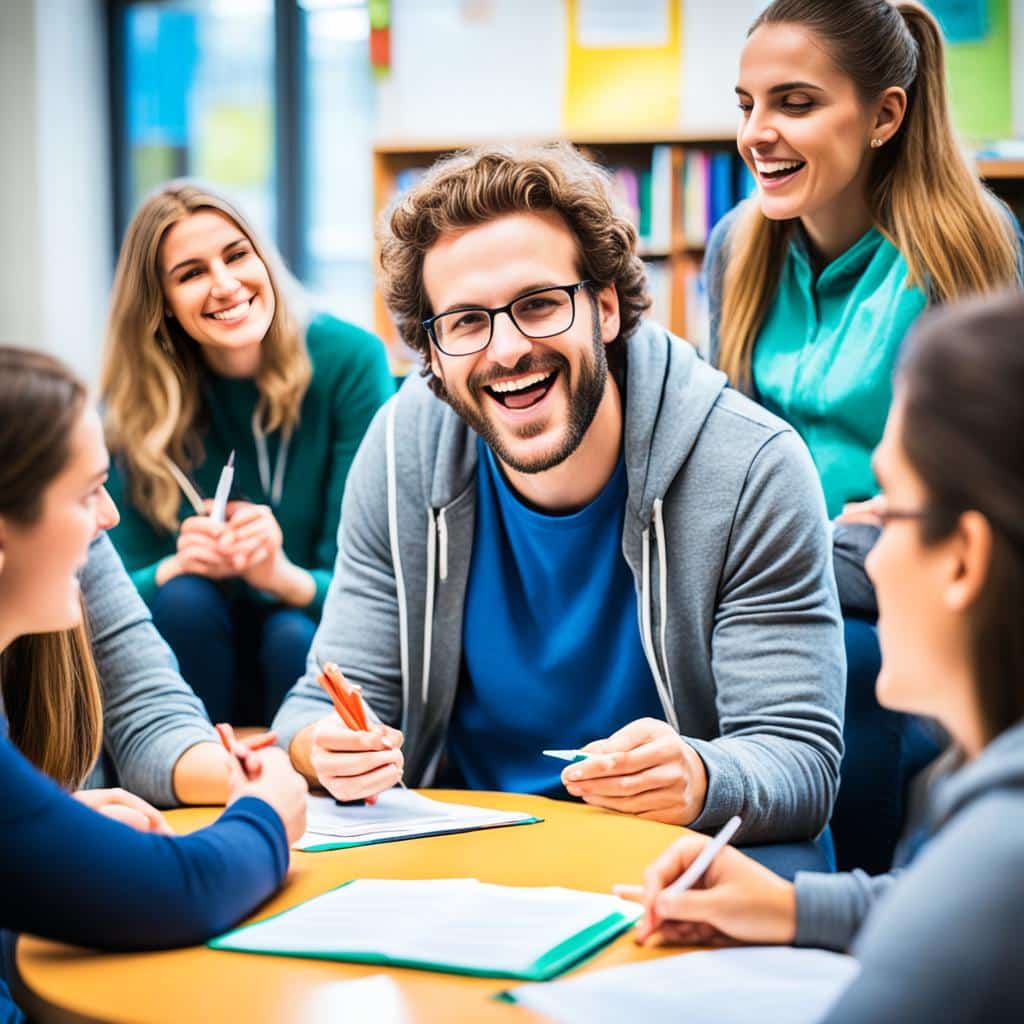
274, 145, 845, 865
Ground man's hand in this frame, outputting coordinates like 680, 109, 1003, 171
561, 718, 708, 825
308, 715, 405, 803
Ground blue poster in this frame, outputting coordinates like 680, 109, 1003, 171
926, 0, 989, 44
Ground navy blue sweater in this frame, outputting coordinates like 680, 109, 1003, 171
0, 735, 288, 1018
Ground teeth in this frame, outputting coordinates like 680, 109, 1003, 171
754, 159, 803, 175
209, 301, 250, 320
489, 372, 552, 394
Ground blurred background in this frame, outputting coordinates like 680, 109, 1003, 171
2, 0, 1022, 379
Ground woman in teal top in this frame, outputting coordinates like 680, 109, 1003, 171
102, 182, 394, 726
704, 0, 1022, 873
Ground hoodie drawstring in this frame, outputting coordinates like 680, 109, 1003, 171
640, 499, 680, 731
385, 402, 411, 734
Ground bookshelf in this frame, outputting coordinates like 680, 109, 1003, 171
372, 140, 1024, 361
371, 132, 738, 357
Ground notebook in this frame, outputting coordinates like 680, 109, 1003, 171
506, 946, 860, 1022
210, 878, 642, 981
295, 789, 540, 851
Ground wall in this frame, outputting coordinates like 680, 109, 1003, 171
0, 0, 112, 383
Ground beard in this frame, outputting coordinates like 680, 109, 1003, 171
439, 316, 608, 475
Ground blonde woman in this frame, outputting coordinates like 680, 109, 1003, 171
0, 347, 305, 1022
102, 182, 393, 726
704, 0, 1023, 873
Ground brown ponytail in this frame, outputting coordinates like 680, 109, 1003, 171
0, 347, 103, 789
718, 0, 1020, 391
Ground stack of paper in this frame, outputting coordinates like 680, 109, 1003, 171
508, 946, 860, 1022
211, 879, 642, 980
295, 788, 539, 851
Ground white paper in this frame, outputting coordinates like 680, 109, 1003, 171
214, 879, 642, 976
576, 0, 669, 48
511, 946, 860, 1023
294, 788, 536, 849
296, 975, 411, 1024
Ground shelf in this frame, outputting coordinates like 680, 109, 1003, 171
977, 159, 1024, 180
373, 129, 736, 156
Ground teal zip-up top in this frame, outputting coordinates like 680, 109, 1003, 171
106, 313, 394, 617
705, 202, 1023, 519
751, 226, 925, 517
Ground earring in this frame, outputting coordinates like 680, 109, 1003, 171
870, 138, 883, 149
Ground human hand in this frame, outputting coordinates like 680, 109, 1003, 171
309, 715, 404, 803
561, 718, 708, 825
229, 744, 309, 846
218, 501, 284, 587
158, 501, 237, 582
836, 496, 884, 526
614, 832, 797, 947
73, 787, 175, 835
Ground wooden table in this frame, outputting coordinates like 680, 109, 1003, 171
15, 791, 688, 1023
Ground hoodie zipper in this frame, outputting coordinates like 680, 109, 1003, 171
640, 498, 680, 731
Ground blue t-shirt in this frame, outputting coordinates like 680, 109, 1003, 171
446, 439, 664, 798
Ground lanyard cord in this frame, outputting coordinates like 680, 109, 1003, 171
251, 408, 293, 508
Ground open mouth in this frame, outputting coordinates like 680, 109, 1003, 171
755, 159, 806, 185
484, 369, 559, 411
205, 298, 252, 322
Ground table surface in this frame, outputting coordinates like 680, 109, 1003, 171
16, 790, 691, 1023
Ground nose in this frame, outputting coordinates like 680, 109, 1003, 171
94, 486, 120, 536
209, 259, 242, 298
739, 103, 780, 152
487, 309, 533, 368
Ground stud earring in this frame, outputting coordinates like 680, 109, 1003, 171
870, 138, 883, 149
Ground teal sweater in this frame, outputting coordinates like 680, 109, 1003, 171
107, 314, 394, 617
705, 203, 1024, 518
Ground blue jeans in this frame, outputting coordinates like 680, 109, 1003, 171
830, 617, 942, 873
151, 575, 316, 725
738, 827, 835, 880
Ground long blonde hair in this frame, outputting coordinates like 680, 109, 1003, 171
720, 0, 1020, 390
101, 181, 312, 532
0, 347, 103, 789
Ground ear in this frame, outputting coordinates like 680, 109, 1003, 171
596, 283, 620, 345
944, 510, 993, 613
872, 86, 908, 146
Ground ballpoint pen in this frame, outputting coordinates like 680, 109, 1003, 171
209, 450, 235, 524
542, 749, 592, 764
665, 814, 743, 894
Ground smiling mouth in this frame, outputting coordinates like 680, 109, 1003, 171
205, 298, 252, 321
484, 369, 558, 410
755, 159, 806, 183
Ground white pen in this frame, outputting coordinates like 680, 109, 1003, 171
543, 748, 591, 763
666, 815, 742, 894
209, 450, 235, 524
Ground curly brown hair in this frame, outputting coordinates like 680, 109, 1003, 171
378, 143, 651, 394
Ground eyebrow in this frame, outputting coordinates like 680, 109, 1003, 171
735, 81, 825, 96
166, 236, 248, 278
438, 281, 564, 316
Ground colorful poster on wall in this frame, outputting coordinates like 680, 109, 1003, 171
929, 0, 1012, 140
564, 0, 681, 134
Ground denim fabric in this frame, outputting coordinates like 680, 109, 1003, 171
152, 575, 316, 725
830, 617, 942, 873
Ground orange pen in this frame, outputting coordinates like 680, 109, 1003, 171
216, 722, 276, 776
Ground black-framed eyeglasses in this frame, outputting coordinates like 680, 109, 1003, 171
422, 280, 593, 357
875, 505, 931, 525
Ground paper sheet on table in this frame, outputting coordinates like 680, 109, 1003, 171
294, 789, 540, 850
210, 878, 642, 980
508, 946, 860, 1023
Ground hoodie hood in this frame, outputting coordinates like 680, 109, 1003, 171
623, 320, 728, 526
931, 718, 1024, 828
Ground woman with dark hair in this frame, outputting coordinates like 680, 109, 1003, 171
0, 347, 306, 1022
706, 0, 1023, 871
623, 293, 1024, 1021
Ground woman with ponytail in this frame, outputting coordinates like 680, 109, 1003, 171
0, 347, 305, 1023
704, 0, 1022, 872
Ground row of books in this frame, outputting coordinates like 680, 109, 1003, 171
607, 145, 756, 252
644, 258, 708, 351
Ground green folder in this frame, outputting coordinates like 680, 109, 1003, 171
209, 879, 640, 981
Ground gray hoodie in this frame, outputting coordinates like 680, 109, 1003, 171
273, 321, 846, 842
796, 720, 1024, 1022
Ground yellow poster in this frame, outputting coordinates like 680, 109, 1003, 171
564, 0, 681, 135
